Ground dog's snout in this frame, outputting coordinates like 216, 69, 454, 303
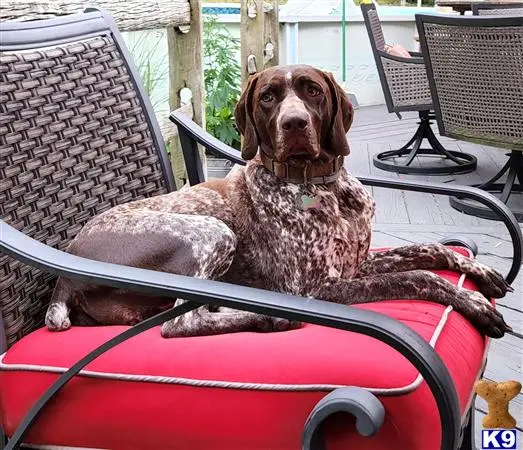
281, 114, 309, 132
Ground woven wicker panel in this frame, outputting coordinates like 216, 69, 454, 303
423, 23, 523, 147
367, 10, 386, 50
381, 57, 432, 107
0, 36, 169, 347
478, 7, 523, 15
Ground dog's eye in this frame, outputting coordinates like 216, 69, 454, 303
261, 93, 273, 103
307, 86, 321, 97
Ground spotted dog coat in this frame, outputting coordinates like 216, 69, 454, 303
46, 65, 512, 339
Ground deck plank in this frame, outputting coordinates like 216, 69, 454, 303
367, 143, 411, 224
485, 334, 523, 389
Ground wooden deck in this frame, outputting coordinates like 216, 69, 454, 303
347, 105, 523, 444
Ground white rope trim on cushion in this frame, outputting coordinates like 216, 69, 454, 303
2, 255, 474, 397
0, 304, 455, 397
457, 273, 466, 289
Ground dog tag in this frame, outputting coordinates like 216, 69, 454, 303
297, 194, 321, 210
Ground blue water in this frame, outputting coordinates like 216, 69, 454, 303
202, 6, 240, 15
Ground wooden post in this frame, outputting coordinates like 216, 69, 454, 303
0, 0, 191, 30
240, 0, 264, 88
167, 0, 205, 188
240, 0, 279, 88
263, 0, 279, 70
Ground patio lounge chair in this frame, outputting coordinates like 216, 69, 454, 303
416, 13, 523, 221
1, 9, 522, 450
360, 3, 477, 175
472, 2, 523, 15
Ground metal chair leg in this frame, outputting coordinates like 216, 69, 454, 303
458, 405, 476, 450
450, 151, 523, 221
403, 132, 423, 167
373, 111, 477, 175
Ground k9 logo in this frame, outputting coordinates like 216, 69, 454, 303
482, 429, 517, 449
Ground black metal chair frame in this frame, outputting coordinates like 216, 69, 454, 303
361, 3, 477, 176
416, 13, 523, 222
1, 10, 522, 450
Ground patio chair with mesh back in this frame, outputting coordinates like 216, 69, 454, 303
472, 2, 523, 15
360, 3, 477, 175
416, 14, 523, 221
1, 8, 522, 450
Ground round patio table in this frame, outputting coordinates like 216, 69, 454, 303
436, 0, 522, 14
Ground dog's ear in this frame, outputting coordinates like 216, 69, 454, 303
234, 73, 260, 160
323, 71, 353, 156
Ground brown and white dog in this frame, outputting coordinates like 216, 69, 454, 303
46, 65, 512, 338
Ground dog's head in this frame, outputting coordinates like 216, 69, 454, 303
234, 65, 353, 164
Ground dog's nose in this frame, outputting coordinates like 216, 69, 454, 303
281, 114, 309, 132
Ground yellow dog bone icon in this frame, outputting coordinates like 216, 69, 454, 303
475, 379, 522, 429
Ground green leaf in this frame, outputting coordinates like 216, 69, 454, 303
203, 16, 242, 145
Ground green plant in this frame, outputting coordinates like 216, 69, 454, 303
203, 16, 242, 149
125, 30, 169, 114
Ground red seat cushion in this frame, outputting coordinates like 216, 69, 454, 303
0, 249, 488, 450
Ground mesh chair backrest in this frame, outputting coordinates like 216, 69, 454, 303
0, 14, 173, 347
478, 7, 523, 15
366, 9, 387, 51
362, 3, 432, 112
473, 2, 523, 15
419, 18, 523, 149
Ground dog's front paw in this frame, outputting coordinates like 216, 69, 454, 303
267, 317, 302, 332
466, 262, 513, 299
45, 303, 71, 331
458, 290, 511, 338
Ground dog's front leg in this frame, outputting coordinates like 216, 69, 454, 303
356, 243, 512, 299
312, 271, 510, 338
161, 301, 294, 337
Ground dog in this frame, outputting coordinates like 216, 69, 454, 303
45, 64, 512, 339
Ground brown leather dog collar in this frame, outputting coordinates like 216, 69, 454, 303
259, 151, 344, 185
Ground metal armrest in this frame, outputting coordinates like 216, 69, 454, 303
1, 219, 459, 450
169, 110, 244, 185
172, 111, 243, 163
358, 175, 522, 284
377, 50, 426, 65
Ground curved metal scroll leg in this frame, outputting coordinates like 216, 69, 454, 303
404, 131, 423, 167
500, 161, 518, 203
438, 235, 479, 256
302, 387, 385, 450
425, 125, 464, 165
449, 151, 523, 221
373, 111, 477, 175
397, 124, 421, 153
